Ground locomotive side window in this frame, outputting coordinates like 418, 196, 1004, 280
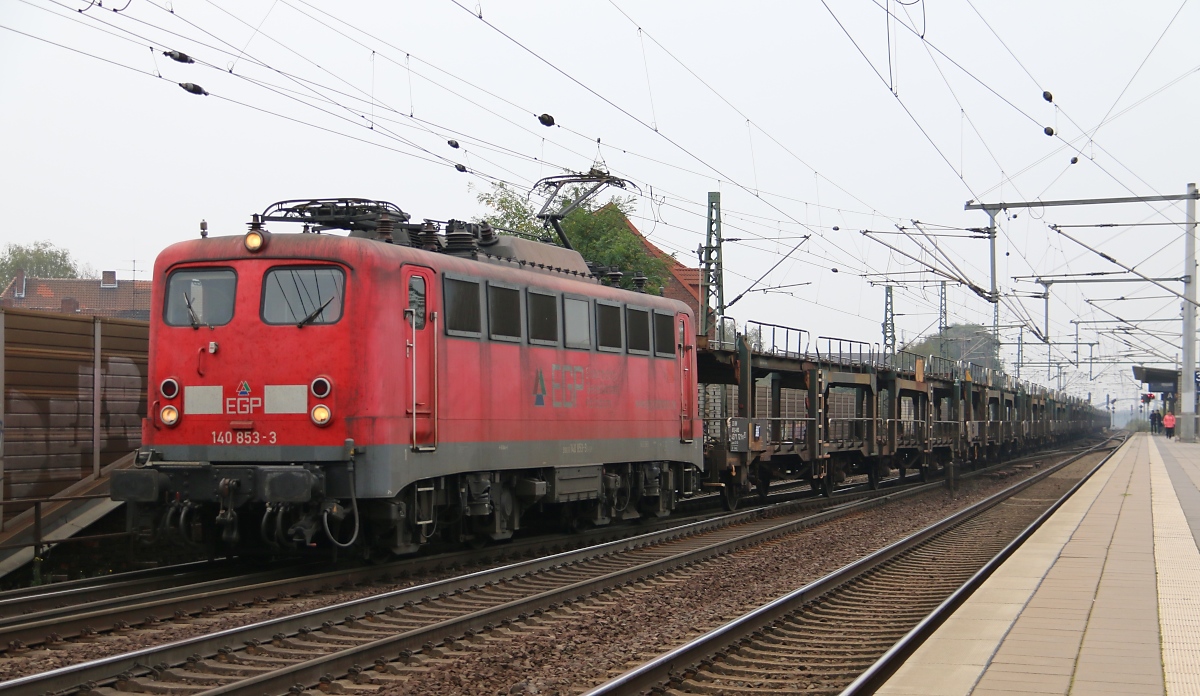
408, 276, 426, 329
596, 301, 623, 352
654, 312, 676, 357
164, 268, 236, 327
262, 267, 345, 325
444, 277, 482, 336
488, 283, 522, 341
626, 307, 650, 354
528, 291, 558, 345
564, 297, 591, 350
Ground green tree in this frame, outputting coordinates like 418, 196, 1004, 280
472, 183, 550, 240
903, 323, 1001, 368
474, 182, 670, 292
0, 242, 90, 288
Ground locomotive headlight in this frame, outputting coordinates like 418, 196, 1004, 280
311, 404, 332, 426
161, 404, 180, 426
244, 229, 269, 252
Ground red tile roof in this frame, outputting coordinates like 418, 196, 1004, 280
0, 275, 152, 319
621, 216, 702, 305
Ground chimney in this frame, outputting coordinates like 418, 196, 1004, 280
60, 297, 79, 313
13, 269, 25, 299
101, 270, 117, 288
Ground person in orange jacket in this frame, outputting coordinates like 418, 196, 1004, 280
1163, 410, 1176, 439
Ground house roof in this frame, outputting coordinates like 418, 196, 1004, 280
0, 276, 153, 318
621, 216, 702, 303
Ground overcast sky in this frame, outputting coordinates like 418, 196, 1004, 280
3, 0, 1197, 407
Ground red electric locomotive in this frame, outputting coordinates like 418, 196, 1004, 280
112, 199, 704, 555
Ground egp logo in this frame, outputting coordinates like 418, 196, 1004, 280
226, 380, 262, 414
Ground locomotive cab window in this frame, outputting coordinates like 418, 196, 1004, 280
654, 312, 676, 357
626, 307, 651, 354
262, 267, 345, 325
407, 276, 426, 329
564, 296, 591, 350
443, 276, 482, 337
164, 268, 237, 327
596, 301, 623, 352
488, 282, 522, 342
528, 290, 558, 345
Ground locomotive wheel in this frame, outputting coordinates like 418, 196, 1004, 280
720, 471, 741, 511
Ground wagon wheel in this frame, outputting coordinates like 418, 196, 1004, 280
754, 465, 771, 503
868, 465, 881, 490
720, 470, 742, 511
821, 471, 834, 498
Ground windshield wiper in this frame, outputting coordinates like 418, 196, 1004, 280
182, 291, 201, 330
297, 297, 335, 328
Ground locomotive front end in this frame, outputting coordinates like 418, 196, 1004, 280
113, 222, 360, 549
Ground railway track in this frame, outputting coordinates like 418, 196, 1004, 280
0, 460, 962, 655
0, 469, 970, 693
0, 440, 1100, 695
585, 436, 1122, 695
0, 475, 833, 653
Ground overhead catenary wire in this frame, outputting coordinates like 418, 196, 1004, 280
13, 1, 1156, 387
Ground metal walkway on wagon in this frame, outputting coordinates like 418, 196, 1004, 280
876, 432, 1200, 696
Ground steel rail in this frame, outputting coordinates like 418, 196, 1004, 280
837, 435, 1126, 695
0, 470, 954, 695
0, 459, 978, 652
582, 435, 1122, 695
193, 482, 949, 696
0, 478, 838, 651
0, 439, 1096, 694
0, 560, 223, 613
126, 443, 1098, 696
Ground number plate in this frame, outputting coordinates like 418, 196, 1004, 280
212, 430, 277, 445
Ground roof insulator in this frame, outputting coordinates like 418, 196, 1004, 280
179, 82, 208, 96
164, 50, 194, 64
538, 113, 555, 127
447, 139, 460, 149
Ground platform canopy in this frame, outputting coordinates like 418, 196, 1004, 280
1133, 365, 1183, 394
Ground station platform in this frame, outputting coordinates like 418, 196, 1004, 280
878, 433, 1200, 696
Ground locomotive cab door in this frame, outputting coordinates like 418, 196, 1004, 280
404, 266, 438, 451
678, 314, 695, 442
